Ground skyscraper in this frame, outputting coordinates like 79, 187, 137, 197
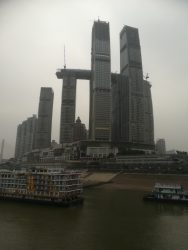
90, 20, 111, 141
56, 21, 154, 151
15, 115, 37, 159
15, 124, 22, 159
0, 139, 5, 163
120, 25, 145, 144
57, 69, 90, 144
143, 80, 154, 145
111, 74, 130, 143
60, 74, 76, 143
35, 87, 54, 149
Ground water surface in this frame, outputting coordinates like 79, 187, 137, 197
0, 188, 188, 249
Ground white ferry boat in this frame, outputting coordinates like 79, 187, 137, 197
143, 183, 188, 203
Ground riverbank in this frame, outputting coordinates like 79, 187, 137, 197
82, 172, 188, 191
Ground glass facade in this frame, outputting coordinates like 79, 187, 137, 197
35, 88, 54, 149
120, 26, 145, 143
90, 20, 111, 141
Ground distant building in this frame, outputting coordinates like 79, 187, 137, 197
86, 146, 117, 158
166, 149, 177, 155
15, 115, 37, 159
143, 80, 154, 145
73, 117, 87, 141
0, 139, 5, 163
51, 140, 62, 149
35, 87, 54, 149
70, 140, 118, 159
156, 139, 166, 154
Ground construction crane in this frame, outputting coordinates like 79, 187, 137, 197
144, 73, 149, 81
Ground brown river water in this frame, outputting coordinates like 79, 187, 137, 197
0, 188, 188, 250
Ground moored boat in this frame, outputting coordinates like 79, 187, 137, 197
143, 183, 188, 204
0, 167, 83, 206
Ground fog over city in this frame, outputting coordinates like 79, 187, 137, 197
0, 0, 188, 158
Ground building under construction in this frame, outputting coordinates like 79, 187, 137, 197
56, 20, 154, 152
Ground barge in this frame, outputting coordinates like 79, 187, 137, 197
143, 183, 188, 204
0, 167, 83, 206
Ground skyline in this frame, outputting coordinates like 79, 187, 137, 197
1, 0, 188, 158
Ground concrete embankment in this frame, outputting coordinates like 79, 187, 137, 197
82, 172, 188, 191
82, 172, 119, 188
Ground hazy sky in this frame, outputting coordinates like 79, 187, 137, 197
0, 0, 188, 158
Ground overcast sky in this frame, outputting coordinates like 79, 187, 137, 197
0, 0, 188, 158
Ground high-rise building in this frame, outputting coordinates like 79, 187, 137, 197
35, 87, 54, 149
143, 80, 154, 145
111, 74, 130, 143
156, 139, 166, 154
15, 124, 22, 159
120, 26, 145, 144
90, 20, 111, 141
60, 75, 76, 143
57, 21, 112, 143
73, 117, 87, 141
56, 21, 154, 151
0, 139, 5, 163
57, 69, 90, 144
15, 115, 37, 159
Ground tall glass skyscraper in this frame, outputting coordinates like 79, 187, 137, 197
111, 74, 130, 143
120, 25, 145, 144
35, 87, 54, 149
60, 75, 76, 143
90, 20, 111, 141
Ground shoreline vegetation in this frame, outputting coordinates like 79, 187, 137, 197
82, 172, 188, 192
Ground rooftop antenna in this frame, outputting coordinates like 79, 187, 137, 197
64, 45, 66, 69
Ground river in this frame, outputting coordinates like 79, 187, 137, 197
0, 187, 188, 249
